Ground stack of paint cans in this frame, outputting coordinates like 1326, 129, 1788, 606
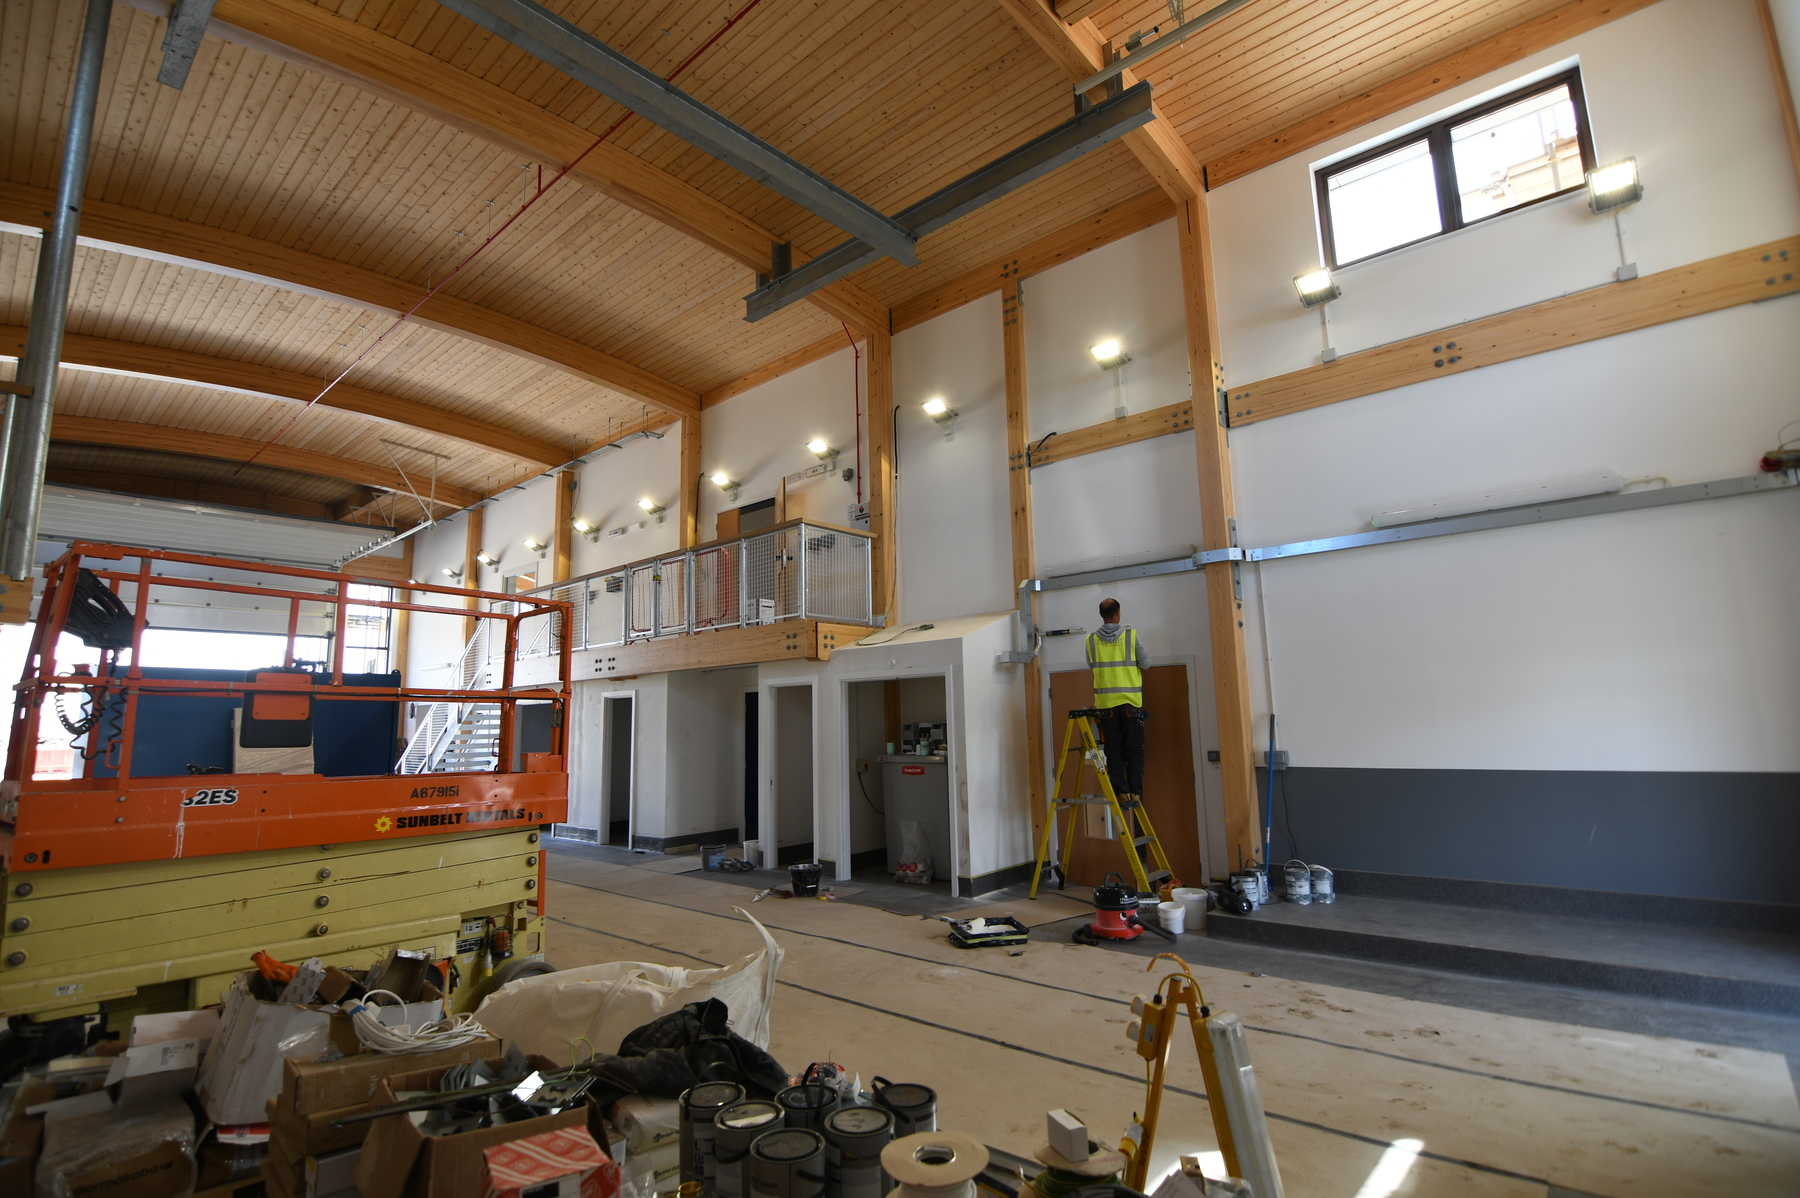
682, 1082, 748, 1192
822, 1105, 895, 1198
716, 1101, 785, 1198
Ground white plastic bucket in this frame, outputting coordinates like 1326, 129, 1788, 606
1157, 901, 1186, 934
1171, 887, 1208, 932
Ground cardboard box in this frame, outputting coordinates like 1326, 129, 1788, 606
106, 1037, 202, 1104
326, 996, 448, 1059
197, 1136, 270, 1191
130, 1009, 221, 1053
36, 1095, 196, 1198
354, 1056, 583, 1198
283, 1038, 498, 1116
306, 1143, 364, 1198
481, 1127, 616, 1198
269, 1116, 308, 1196
198, 973, 333, 1126
0, 1081, 51, 1196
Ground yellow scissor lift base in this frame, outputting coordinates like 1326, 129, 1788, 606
0, 827, 544, 1025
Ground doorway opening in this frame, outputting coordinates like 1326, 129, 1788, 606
601, 694, 634, 848
743, 690, 759, 843
1046, 666, 1200, 889
845, 677, 951, 891
771, 685, 814, 865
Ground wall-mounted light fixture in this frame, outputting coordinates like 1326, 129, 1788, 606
475, 550, 499, 568
1090, 339, 1130, 370
806, 438, 839, 462
1293, 268, 1341, 308
922, 396, 959, 436
638, 496, 666, 522
1586, 158, 1641, 214
572, 516, 600, 543
442, 565, 464, 582
711, 471, 741, 501
522, 536, 547, 558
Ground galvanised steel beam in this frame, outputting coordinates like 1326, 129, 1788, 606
437, 0, 919, 266
744, 82, 1156, 321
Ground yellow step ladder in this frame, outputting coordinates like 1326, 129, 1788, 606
1029, 708, 1174, 897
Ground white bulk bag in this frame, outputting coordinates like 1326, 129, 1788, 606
475, 907, 782, 1066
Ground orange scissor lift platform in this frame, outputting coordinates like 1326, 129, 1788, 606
0, 542, 572, 1024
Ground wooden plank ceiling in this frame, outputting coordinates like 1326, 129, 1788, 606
1, 0, 1575, 522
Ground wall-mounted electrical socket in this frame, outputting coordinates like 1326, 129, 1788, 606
1264, 749, 1289, 770
1206, 750, 1220, 763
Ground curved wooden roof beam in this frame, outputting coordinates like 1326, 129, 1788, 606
137, 0, 889, 334
0, 180, 699, 421
1, 326, 565, 468
50, 415, 480, 511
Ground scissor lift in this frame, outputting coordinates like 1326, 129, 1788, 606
0, 542, 572, 1030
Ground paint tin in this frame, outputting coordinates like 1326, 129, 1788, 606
777, 1082, 840, 1131
702, 844, 729, 871
1229, 871, 1261, 909
717, 1101, 785, 1198
790, 863, 822, 897
823, 1104, 894, 1198
1283, 861, 1312, 904
750, 1129, 828, 1198
1310, 865, 1335, 904
870, 1079, 936, 1136
681, 1081, 747, 1189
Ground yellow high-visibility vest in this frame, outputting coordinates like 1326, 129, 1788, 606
1086, 627, 1142, 709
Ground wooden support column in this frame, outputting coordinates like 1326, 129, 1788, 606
866, 327, 898, 624
1001, 281, 1047, 840
462, 506, 484, 644
678, 417, 702, 549
1176, 197, 1259, 874
552, 469, 575, 583
1758, 0, 1800, 195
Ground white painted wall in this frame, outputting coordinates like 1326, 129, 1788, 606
1209, 0, 1800, 773
568, 429, 683, 578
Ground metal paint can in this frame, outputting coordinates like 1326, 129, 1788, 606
870, 1079, 936, 1136
822, 1104, 894, 1198
717, 1100, 785, 1198
1310, 865, 1335, 904
750, 1129, 828, 1198
1283, 861, 1312, 904
681, 1081, 747, 1189
1229, 871, 1261, 909
777, 1082, 840, 1131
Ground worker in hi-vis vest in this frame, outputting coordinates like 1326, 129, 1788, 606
1086, 597, 1149, 805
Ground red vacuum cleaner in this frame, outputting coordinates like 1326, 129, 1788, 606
1072, 873, 1176, 946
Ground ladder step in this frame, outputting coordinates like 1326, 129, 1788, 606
1145, 870, 1173, 883
1131, 836, 1152, 847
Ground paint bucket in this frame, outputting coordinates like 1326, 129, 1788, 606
1170, 887, 1208, 933
702, 844, 730, 871
742, 840, 763, 869
822, 1104, 894, 1198
1156, 901, 1186, 933
777, 1083, 840, 1131
1229, 871, 1261, 909
870, 1079, 936, 1137
717, 1101, 785, 1198
681, 1081, 748, 1189
1283, 861, 1312, 905
1310, 865, 1335, 904
790, 863, 822, 897
749, 1129, 828, 1198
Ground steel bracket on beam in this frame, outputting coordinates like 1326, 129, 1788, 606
438, 0, 917, 265
157, 0, 218, 90
1198, 547, 1244, 564
745, 83, 1156, 321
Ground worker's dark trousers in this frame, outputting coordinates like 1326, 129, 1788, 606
1098, 704, 1147, 796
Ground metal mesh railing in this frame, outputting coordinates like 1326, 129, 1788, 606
521, 521, 872, 656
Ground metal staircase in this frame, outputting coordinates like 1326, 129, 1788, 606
397, 622, 504, 774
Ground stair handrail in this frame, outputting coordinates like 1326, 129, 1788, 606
396, 621, 492, 773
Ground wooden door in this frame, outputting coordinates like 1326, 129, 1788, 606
1046, 666, 1201, 890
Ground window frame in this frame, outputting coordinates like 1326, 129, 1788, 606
1315, 67, 1597, 269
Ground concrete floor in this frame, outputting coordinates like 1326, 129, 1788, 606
539, 845, 1800, 1198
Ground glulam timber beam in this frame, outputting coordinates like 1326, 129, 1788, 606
49, 415, 479, 510
166, 0, 888, 335
1228, 235, 1800, 426
1027, 401, 1195, 468
1176, 197, 1259, 873
0, 180, 699, 421
1759, 0, 1800, 196
1000, 281, 1046, 850
995, 0, 1203, 202
866, 328, 896, 624
585, 620, 867, 677
0, 326, 564, 467
1201, 0, 1662, 188
678, 418, 702, 549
